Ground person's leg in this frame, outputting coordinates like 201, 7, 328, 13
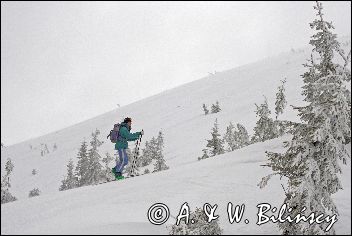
115, 149, 124, 176
122, 149, 129, 172
116, 149, 127, 174
117, 149, 129, 175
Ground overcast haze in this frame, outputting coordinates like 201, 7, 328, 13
1, 1, 351, 146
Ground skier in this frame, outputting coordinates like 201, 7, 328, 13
112, 117, 143, 180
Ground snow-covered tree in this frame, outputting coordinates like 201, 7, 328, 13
236, 123, 250, 148
251, 97, 278, 143
198, 148, 210, 161
138, 132, 165, 169
44, 144, 50, 154
223, 122, 238, 152
75, 140, 89, 187
59, 159, 77, 191
148, 137, 161, 162
39, 143, 49, 156
149, 137, 158, 158
259, 2, 351, 234
275, 78, 287, 120
53, 143, 58, 152
169, 207, 223, 235
144, 168, 150, 174
1, 185, 17, 204
85, 129, 104, 185
211, 101, 221, 114
102, 152, 115, 182
1, 143, 5, 148
32, 169, 37, 175
153, 150, 169, 172
139, 141, 153, 167
156, 131, 164, 150
202, 104, 209, 115
1, 158, 17, 204
28, 188, 40, 198
153, 131, 169, 172
206, 119, 225, 156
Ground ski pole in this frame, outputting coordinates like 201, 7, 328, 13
130, 129, 143, 176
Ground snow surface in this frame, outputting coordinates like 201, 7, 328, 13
1, 39, 351, 234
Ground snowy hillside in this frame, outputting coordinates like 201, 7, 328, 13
1, 136, 351, 234
1, 38, 351, 234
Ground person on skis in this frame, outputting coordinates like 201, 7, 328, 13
112, 117, 143, 180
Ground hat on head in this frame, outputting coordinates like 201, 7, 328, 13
124, 117, 132, 123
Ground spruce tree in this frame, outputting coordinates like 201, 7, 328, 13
260, 2, 351, 234
75, 140, 89, 187
44, 144, 50, 154
149, 137, 159, 159
275, 78, 287, 120
102, 152, 115, 182
85, 129, 104, 185
251, 97, 278, 143
28, 188, 40, 198
59, 159, 77, 191
140, 141, 153, 167
211, 101, 221, 114
53, 143, 58, 152
198, 148, 210, 161
153, 131, 169, 172
223, 122, 237, 152
1, 158, 17, 204
202, 104, 209, 115
206, 119, 225, 156
236, 123, 250, 148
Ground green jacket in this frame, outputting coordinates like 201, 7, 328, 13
115, 123, 141, 150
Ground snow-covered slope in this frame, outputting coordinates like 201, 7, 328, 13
1, 38, 351, 234
1, 136, 351, 234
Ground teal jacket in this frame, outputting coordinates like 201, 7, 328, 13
115, 123, 141, 150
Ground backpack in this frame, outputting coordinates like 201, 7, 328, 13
107, 123, 121, 143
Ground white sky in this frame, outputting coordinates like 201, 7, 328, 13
1, 1, 351, 146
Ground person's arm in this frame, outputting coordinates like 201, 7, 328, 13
120, 127, 141, 141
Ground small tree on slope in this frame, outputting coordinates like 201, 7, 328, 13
153, 131, 169, 172
251, 97, 278, 143
102, 152, 115, 182
236, 123, 250, 148
202, 103, 209, 115
223, 122, 238, 152
211, 101, 221, 114
275, 78, 287, 120
75, 140, 89, 187
85, 129, 104, 185
28, 188, 40, 198
206, 119, 225, 156
59, 159, 77, 191
1, 158, 17, 204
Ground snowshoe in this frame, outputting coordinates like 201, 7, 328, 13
116, 175, 125, 180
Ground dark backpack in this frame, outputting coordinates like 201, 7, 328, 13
107, 123, 121, 143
